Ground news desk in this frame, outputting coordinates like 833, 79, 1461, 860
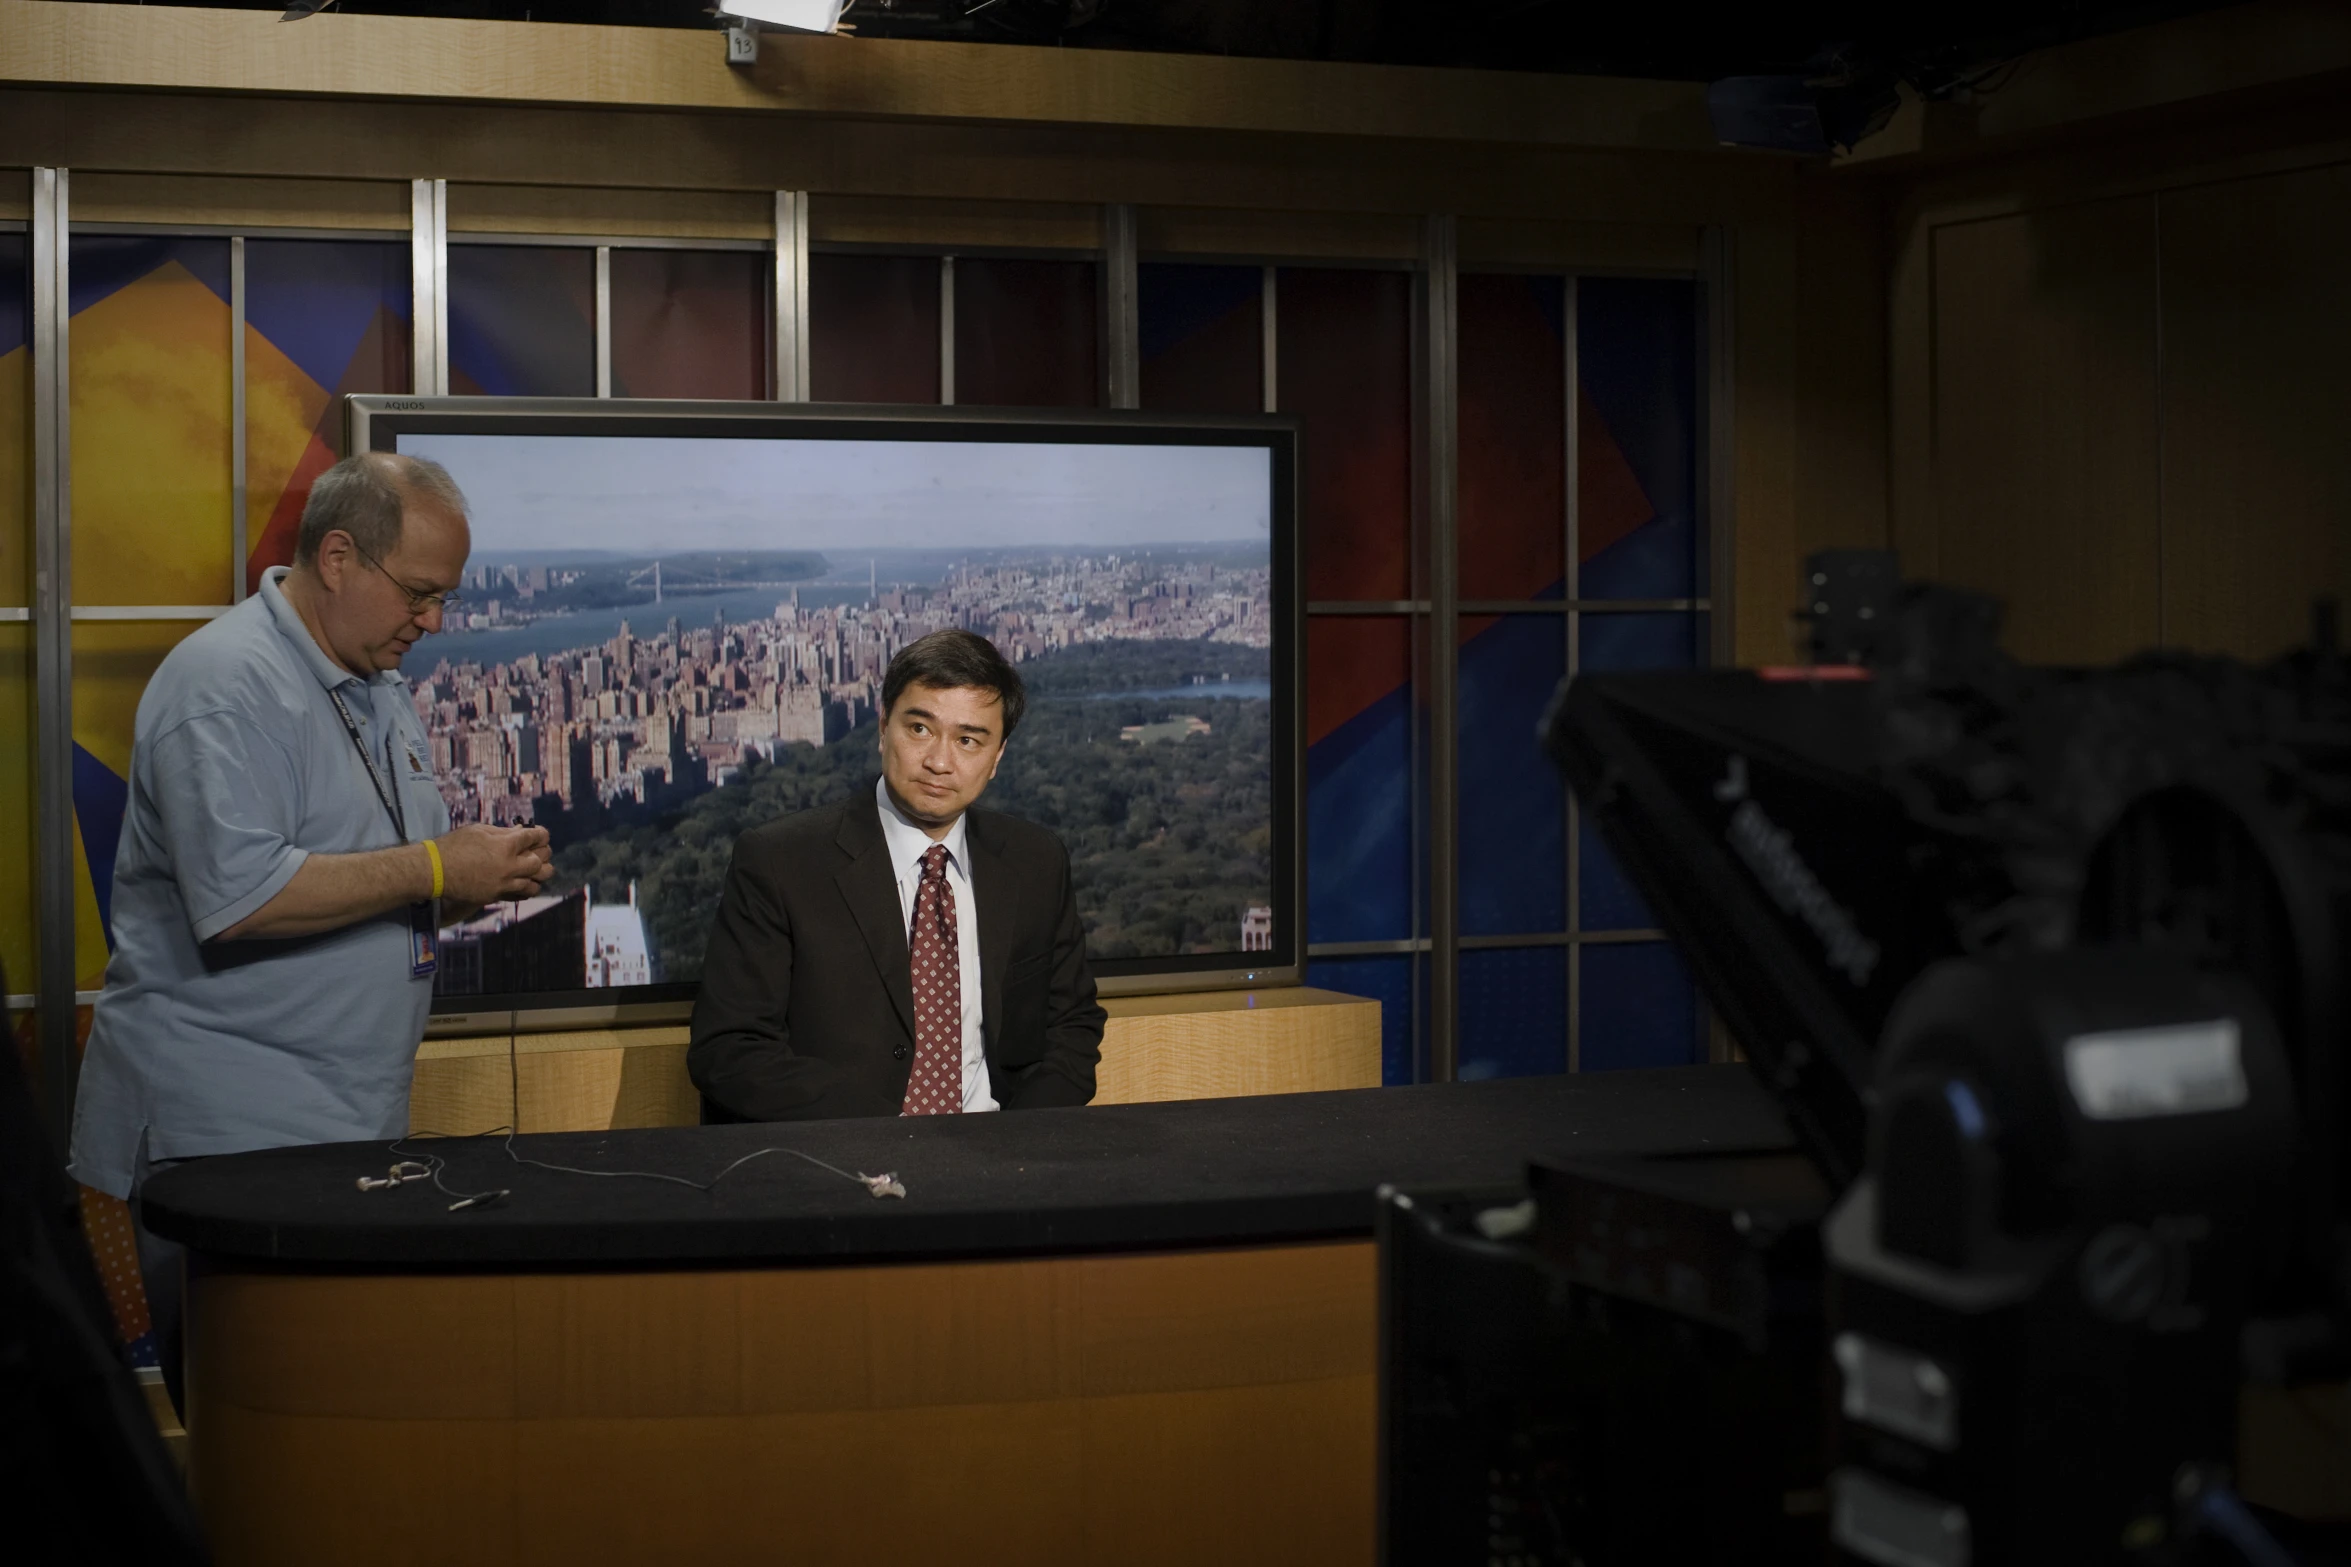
142, 1068, 1792, 1567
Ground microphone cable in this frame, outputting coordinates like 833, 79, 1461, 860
375, 970, 905, 1213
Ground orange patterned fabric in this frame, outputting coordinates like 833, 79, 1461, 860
78, 1183, 150, 1346
40, 1002, 151, 1350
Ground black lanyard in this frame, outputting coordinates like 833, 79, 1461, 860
327, 686, 409, 845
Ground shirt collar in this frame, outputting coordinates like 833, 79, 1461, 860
261, 566, 405, 694
875, 774, 968, 877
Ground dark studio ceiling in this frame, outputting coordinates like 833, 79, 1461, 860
92, 0, 2243, 84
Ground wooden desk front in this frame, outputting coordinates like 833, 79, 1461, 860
189, 1241, 1375, 1567
148, 1070, 1794, 1567
409, 986, 1384, 1136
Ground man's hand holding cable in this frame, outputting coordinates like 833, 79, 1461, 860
434, 823, 553, 921
217, 823, 551, 941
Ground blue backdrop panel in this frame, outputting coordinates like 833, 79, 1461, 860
1306, 677, 1415, 945
448, 245, 595, 398
1580, 941, 1701, 1071
1577, 611, 1702, 930
1304, 953, 1418, 1086
244, 239, 412, 397
69, 236, 230, 316
1459, 946, 1567, 1081
1578, 818, 1659, 933
1581, 611, 1705, 672
0, 233, 25, 358
1139, 263, 1259, 362
71, 742, 129, 944
1458, 614, 1565, 937
1577, 278, 1699, 600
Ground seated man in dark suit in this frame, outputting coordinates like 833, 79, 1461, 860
689, 629, 1107, 1122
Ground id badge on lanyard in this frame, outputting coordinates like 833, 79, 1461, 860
330, 687, 438, 979
408, 903, 440, 980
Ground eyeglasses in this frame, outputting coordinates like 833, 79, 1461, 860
350, 539, 464, 618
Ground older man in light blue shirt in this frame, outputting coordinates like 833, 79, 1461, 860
70, 452, 554, 1404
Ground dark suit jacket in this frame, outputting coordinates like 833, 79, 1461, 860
688, 789, 1106, 1122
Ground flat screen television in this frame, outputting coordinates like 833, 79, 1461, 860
347, 396, 1302, 1032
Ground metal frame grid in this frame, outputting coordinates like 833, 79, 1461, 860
19, 175, 440, 1110
29, 169, 75, 1126
434, 198, 800, 403
774, 191, 810, 402
1290, 253, 1720, 1081
1418, 215, 1461, 1085
9, 176, 1730, 1131
10, 180, 816, 1122
0, 215, 21, 623
1103, 204, 1140, 411
412, 178, 448, 397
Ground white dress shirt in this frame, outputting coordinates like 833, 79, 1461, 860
874, 776, 997, 1113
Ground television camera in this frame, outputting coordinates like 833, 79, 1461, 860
1380, 554, 2350, 1564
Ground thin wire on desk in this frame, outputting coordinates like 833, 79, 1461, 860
383, 1127, 514, 1211
382, 985, 906, 1211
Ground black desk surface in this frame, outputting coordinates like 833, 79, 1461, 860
141, 1067, 1792, 1269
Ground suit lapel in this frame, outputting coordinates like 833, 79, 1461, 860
966, 810, 1021, 1049
834, 796, 916, 1041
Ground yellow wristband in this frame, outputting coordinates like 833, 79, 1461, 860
423, 839, 444, 902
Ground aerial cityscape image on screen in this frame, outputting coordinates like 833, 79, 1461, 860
395, 431, 1277, 1000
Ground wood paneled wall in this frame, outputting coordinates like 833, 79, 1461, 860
1925, 197, 2164, 662
2160, 163, 2351, 658
0, 0, 1712, 153
1888, 113, 2351, 665
1731, 176, 1895, 667
33, 1, 2343, 673
0, 0, 1905, 669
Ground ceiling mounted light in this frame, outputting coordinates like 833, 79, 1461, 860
716, 0, 848, 65
717, 0, 849, 34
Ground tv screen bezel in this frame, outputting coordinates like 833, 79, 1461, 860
347, 394, 1306, 1030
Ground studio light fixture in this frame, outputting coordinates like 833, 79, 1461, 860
717, 0, 848, 34
716, 0, 848, 65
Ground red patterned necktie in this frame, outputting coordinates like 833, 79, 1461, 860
901, 842, 963, 1116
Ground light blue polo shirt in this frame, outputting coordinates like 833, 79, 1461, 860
69, 566, 451, 1199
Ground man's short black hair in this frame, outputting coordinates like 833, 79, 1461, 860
882, 629, 1027, 743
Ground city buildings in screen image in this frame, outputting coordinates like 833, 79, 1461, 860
398, 433, 1279, 996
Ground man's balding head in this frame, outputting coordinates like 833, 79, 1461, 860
294, 452, 469, 566
282, 452, 472, 677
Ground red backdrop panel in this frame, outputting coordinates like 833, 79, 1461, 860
1139, 262, 1263, 417
954, 257, 1099, 409
1278, 268, 1412, 603
1578, 394, 1657, 566
610, 249, 768, 401
811, 253, 942, 405
1307, 615, 1412, 748
1458, 273, 1566, 603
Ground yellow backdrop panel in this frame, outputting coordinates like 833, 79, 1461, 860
70, 257, 233, 608
0, 623, 31, 994
71, 618, 203, 987
0, 337, 25, 608
244, 315, 333, 587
